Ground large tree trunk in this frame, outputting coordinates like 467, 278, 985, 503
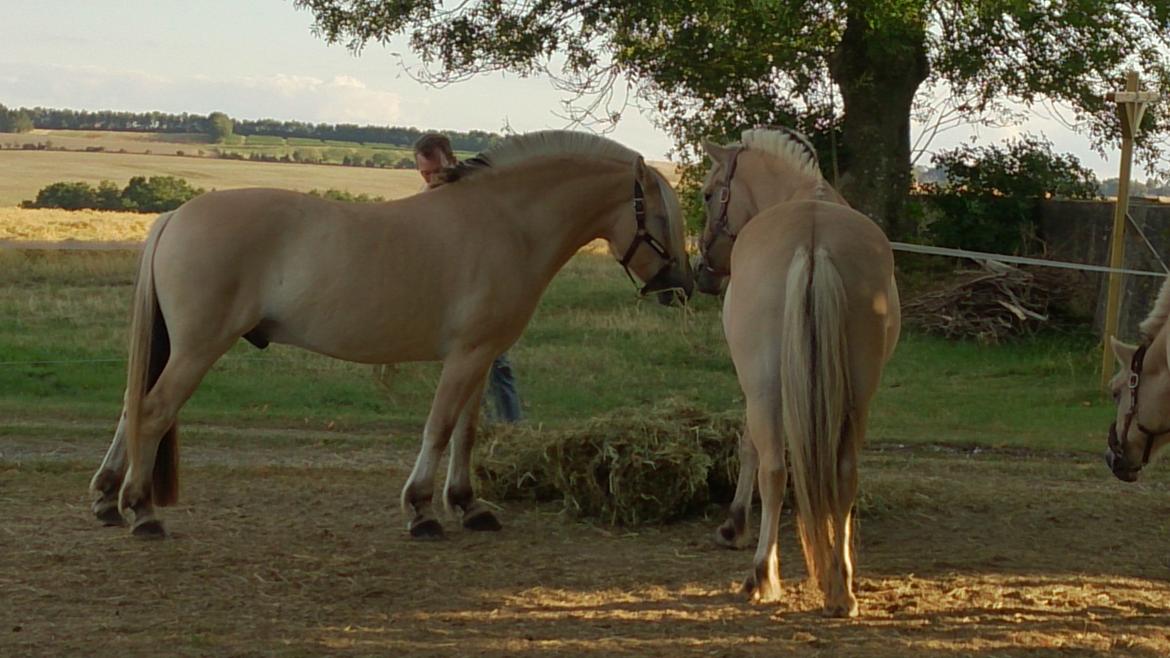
830, 8, 929, 239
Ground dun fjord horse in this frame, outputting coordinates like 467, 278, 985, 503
696, 128, 900, 617
1106, 274, 1170, 481
89, 130, 693, 539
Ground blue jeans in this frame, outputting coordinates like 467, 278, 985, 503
485, 353, 522, 423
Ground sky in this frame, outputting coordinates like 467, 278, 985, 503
0, 0, 1158, 180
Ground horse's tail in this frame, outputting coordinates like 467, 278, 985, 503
125, 211, 179, 507
780, 244, 851, 589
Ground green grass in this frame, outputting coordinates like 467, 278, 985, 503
0, 249, 1116, 453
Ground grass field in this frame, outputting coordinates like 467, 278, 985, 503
0, 129, 679, 208
0, 150, 423, 207
0, 248, 1118, 450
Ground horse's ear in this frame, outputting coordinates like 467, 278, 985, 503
701, 138, 730, 163
1111, 336, 1138, 370
633, 155, 648, 181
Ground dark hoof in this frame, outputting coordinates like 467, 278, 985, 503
132, 519, 167, 540
715, 520, 743, 549
741, 574, 756, 596
463, 509, 502, 532
409, 518, 446, 540
93, 501, 126, 527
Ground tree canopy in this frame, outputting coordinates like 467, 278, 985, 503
296, 0, 1170, 237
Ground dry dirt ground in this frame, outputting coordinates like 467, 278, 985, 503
2, 421, 1168, 657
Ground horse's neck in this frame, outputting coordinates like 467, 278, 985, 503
491, 160, 629, 275
739, 157, 839, 222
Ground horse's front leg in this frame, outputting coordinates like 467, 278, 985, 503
401, 351, 493, 539
715, 427, 756, 549
443, 379, 501, 531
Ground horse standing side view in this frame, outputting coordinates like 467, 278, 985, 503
1106, 274, 1170, 481
696, 128, 900, 617
88, 130, 693, 540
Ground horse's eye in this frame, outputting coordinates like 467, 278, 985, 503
703, 192, 712, 202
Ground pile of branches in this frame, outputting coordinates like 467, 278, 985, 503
903, 261, 1051, 343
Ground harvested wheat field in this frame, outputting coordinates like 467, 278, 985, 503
2, 422, 1168, 657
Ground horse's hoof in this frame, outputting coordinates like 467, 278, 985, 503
93, 501, 126, 527
132, 519, 167, 540
714, 521, 742, 549
824, 599, 859, 618
409, 518, 446, 540
463, 509, 502, 532
740, 574, 756, 596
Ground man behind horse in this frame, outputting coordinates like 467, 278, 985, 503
413, 132, 523, 423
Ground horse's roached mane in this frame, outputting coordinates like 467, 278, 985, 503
441, 130, 641, 184
740, 127, 821, 180
1139, 274, 1170, 342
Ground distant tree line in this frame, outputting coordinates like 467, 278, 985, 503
2, 104, 502, 151
0, 104, 34, 133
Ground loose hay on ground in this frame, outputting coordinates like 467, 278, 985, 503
475, 400, 742, 525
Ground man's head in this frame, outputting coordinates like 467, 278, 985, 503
414, 133, 456, 187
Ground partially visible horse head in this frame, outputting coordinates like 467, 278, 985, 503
613, 157, 694, 305
1106, 335, 1170, 482
695, 127, 824, 294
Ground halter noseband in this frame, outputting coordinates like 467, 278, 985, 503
618, 179, 674, 291
698, 148, 744, 278
1109, 343, 1166, 468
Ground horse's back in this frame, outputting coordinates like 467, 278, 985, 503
724, 200, 898, 400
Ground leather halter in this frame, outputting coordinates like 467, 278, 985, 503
698, 148, 744, 277
618, 179, 673, 290
1109, 343, 1168, 467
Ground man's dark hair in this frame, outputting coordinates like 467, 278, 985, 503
413, 132, 455, 160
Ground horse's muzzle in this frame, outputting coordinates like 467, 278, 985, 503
643, 261, 694, 306
1104, 448, 1141, 483
694, 257, 726, 296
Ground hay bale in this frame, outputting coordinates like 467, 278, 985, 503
475, 399, 742, 526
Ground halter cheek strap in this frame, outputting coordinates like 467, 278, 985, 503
1113, 343, 1168, 467
618, 180, 673, 290
699, 148, 743, 277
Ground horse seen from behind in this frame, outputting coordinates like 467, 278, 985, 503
697, 127, 901, 617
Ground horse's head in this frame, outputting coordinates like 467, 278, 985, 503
613, 157, 693, 305
695, 139, 750, 294
1106, 336, 1170, 482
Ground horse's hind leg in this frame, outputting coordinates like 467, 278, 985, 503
443, 380, 501, 531
90, 404, 129, 526
715, 427, 756, 549
743, 397, 787, 603
118, 348, 223, 538
401, 351, 494, 539
824, 413, 863, 618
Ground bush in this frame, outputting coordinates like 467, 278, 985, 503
307, 189, 386, 203
21, 176, 205, 212
920, 136, 1099, 254
121, 176, 205, 212
22, 182, 99, 210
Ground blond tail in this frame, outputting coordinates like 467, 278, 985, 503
779, 246, 850, 589
124, 211, 179, 506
